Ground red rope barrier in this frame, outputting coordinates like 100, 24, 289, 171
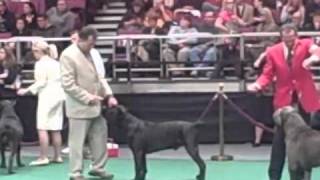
196, 95, 218, 122
224, 96, 275, 134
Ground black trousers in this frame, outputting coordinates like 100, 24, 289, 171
212, 46, 242, 78
268, 104, 320, 180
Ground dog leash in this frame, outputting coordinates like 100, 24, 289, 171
224, 97, 275, 134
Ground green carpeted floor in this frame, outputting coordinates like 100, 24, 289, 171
1, 158, 320, 180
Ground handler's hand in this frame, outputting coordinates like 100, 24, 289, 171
247, 83, 261, 92
302, 57, 317, 70
107, 96, 118, 108
17, 89, 28, 96
88, 94, 103, 105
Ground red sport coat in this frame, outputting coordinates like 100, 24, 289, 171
256, 38, 320, 112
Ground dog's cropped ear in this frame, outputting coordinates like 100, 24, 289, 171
9, 100, 16, 107
273, 106, 296, 126
117, 105, 127, 113
0, 100, 13, 108
105, 105, 127, 118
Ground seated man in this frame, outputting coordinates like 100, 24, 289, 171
32, 14, 57, 37
136, 16, 165, 62
46, 0, 76, 36
189, 11, 219, 76
163, 15, 198, 76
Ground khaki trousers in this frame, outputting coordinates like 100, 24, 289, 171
68, 116, 108, 177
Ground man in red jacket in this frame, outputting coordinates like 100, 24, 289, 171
248, 23, 320, 180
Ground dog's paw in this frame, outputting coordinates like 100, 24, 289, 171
18, 163, 25, 167
8, 171, 15, 175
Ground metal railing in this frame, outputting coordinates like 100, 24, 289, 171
3, 31, 320, 82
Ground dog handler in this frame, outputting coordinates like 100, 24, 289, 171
248, 23, 320, 180
17, 40, 64, 166
60, 26, 117, 180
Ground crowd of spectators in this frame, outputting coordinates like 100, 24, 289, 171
119, 0, 320, 77
0, 0, 100, 62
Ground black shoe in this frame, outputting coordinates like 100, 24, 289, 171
88, 170, 114, 180
252, 142, 261, 147
69, 176, 85, 180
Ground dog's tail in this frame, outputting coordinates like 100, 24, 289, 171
193, 118, 207, 127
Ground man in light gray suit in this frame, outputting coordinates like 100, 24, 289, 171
60, 26, 118, 180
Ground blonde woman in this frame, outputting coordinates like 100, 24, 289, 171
17, 40, 65, 166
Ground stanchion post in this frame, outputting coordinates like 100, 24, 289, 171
16, 41, 21, 64
211, 83, 234, 161
125, 38, 131, 82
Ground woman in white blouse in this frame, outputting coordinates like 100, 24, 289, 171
17, 40, 65, 166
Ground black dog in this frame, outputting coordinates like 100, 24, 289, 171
0, 100, 24, 174
107, 105, 206, 180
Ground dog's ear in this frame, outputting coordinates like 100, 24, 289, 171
273, 106, 296, 126
9, 100, 16, 107
0, 100, 12, 109
117, 105, 127, 114
273, 108, 283, 126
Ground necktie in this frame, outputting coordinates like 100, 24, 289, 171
287, 47, 293, 69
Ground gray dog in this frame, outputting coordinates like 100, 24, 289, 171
273, 106, 320, 180
0, 100, 24, 174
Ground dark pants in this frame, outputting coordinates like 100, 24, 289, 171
268, 104, 320, 180
212, 47, 242, 78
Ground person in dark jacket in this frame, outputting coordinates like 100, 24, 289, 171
0, 0, 15, 33
32, 14, 57, 37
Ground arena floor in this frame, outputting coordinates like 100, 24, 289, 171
1, 144, 320, 180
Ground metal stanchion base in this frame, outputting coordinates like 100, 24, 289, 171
211, 155, 234, 161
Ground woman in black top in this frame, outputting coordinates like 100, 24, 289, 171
0, 46, 21, 99
21, 2, 38, 30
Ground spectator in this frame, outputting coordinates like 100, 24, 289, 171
280, 0, 305, 26
246, 0, 279, 62
303, 11, 320, 46
136, 16, 165, 62
234, 0, 254, 25
47, 0, 76, 36
12, 17, 32, 57
174, 6, 202, 21
33, 14, 57, 37
305, 11, 320, 31
202, 0, 222, 12
154, 0, 175, 9
12, 17, 32, 36
305, 0, 320, 27
142, 0, 153, 11
163, 15, 198, 76
174, 0, 205, 10
0, 0, 15, 33
0, 46, 21, 98
291, 10, 304, 29
189, 11, 219, 76
215, 0, 248, 34
119, 0, 145, 34
22, 2, 38, 30
45, 0, 58, 10
147, 0, 173, 32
